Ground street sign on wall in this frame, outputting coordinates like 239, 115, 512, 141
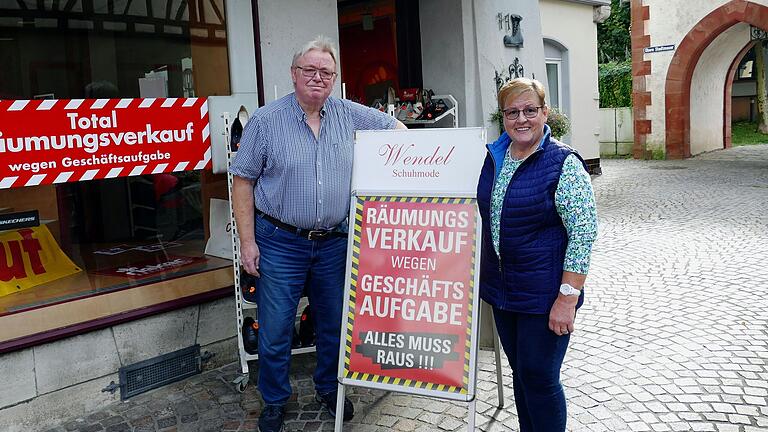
0, 98, 211, 189
643, 44, 676, 54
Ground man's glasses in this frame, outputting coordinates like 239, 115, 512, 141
502, 106, 543, 120
295, 66, 336, 81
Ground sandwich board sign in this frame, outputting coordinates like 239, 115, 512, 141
336, 128, 486, 431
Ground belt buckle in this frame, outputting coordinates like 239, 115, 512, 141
307, 230, 329, 241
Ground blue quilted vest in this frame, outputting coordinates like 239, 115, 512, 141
476, 127, 586, 313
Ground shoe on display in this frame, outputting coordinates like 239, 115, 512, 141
237, 105, 249, 128
395, 103, 410, 121
371, 99, 385, 111
258, 404, 285, 432
315, 391, 354, 421
298, 305, 316, 347
411, 102, 424, 118
240, 271, 258, 304
433, 99, 448, 117
230, 117, 243, 152
230, 105, 249, 151
387, 86, 396, 106
242, 316, 259, 355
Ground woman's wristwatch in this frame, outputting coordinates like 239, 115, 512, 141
559, 283, 581, 297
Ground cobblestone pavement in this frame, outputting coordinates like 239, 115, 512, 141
50, 145, 768, 432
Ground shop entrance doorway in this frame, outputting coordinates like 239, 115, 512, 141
337, 0, 423, 106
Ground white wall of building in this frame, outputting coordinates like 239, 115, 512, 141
643, 0, 768, 151
690, 24, 751, 155
540, 0, 600, 159
258, 0, 340, 101
421, 0, 546, 139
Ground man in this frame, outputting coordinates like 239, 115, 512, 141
230, 36, 406, 432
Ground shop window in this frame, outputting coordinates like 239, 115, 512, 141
337, 0, 423, 106
0, 0, 231, 347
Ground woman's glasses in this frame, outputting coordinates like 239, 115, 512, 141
502, 106, 543, 120
295, 66, 336, 81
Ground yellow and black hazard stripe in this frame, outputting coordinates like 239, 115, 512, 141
343, 195, 477, 395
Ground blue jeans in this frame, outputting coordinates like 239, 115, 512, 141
255, 215, 347, 405
493, 308, 571, 432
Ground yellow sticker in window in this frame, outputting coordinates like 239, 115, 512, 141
0, 225, 81, 297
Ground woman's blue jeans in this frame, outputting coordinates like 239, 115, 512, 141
493, 307, 571, 432
255, 216, 347, 405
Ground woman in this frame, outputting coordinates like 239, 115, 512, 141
477, 78, 598, 431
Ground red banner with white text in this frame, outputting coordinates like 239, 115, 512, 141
0, 98, 211, 189
343, 197, 478, 395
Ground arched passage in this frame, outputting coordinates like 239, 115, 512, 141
664, 0, 768, 158
724, 40, 759, 149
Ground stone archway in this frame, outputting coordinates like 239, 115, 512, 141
724, 41, 759, 149
665, 0, 768, 159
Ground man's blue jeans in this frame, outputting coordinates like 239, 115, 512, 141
493, 308, 571, 432
255, 215, 347, 405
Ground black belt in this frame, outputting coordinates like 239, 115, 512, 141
257, 211, 347, 241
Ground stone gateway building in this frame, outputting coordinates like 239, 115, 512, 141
631, 0, 768, 158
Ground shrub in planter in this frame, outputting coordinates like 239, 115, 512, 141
546, 107, 571, 140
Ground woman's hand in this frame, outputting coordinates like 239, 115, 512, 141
549, 294, 578, 336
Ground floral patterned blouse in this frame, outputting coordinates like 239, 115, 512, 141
490, 144, 598, 274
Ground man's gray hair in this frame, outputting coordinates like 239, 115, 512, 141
291, 35, 339, 67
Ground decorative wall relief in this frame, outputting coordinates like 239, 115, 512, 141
497, 13, 523, 48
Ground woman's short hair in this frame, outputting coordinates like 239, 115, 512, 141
292, 35, 339, 67
497, 77, 547, 109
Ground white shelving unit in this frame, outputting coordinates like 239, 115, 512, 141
222, 113, 316, 393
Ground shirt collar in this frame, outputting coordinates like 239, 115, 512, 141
290, 93, 327, 121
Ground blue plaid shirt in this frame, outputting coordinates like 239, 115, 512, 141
230, 93, 396, 230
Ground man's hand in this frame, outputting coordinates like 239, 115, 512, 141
241, 240, 261, 277
548, 294, 578, 336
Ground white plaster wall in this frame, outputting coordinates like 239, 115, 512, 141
643, 0, 768, 150
421, 0, 546, 137
419, 0, 469, 126
690, 24, 751, 155
258, 0, 340, 101
540, 0, 600, 159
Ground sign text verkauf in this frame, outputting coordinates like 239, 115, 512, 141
0, 98, 211, 189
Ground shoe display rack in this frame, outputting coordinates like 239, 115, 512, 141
223, 113, 317, 393
397, 94, 458, 128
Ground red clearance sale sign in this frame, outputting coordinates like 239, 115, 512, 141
342, 196, 479, 397
0, 98, 211, 189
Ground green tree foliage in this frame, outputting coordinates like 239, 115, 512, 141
599, 61, 632, 107
597, 0, 631, 63
597, 0, 632, 107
